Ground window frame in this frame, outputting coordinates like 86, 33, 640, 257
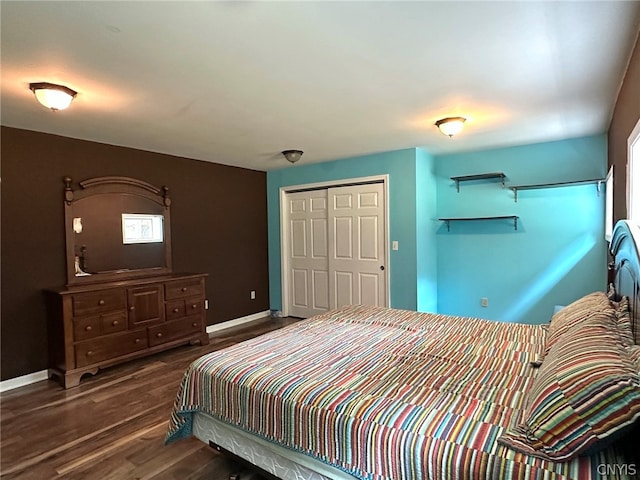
626, 118, 640, 223
605, 166, 614, 241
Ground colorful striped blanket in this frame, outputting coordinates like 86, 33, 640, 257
165, 305, 632, 479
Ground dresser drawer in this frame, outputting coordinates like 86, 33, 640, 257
165, 299, 185, 320
101, 311, 127, 335
75, 329, 148, 368
73, 316, 102, 341
166, 296, 203, 320
165, 278, 204, 300
72, 288, 126, 316
184, 297, 203, 315
73, 311, 127, 341
148, 315, 203, 347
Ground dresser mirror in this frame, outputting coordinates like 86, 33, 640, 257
63, 176, 173, 286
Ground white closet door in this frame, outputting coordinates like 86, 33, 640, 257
287, 190, 330, 318
328, 183, 387, 309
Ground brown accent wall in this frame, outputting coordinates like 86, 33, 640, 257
609, 31, 640, 222
1, 126, 270, 381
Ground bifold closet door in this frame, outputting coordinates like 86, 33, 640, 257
328, 183, 386, 309
287, 190, 330, 318
286, 183, 387, 317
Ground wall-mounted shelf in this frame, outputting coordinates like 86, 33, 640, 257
451, 172, 506, 192
509, 178, 604, 202
439, 215, 519, 231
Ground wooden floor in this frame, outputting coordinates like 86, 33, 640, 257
0, 316, 301, 480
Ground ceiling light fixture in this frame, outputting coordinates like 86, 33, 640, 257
29, 82, 77, 111
282, 150, 304, 164
435, 117, 466, 137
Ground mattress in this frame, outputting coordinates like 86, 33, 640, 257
166, 304, 634, 480
192, 411, 357, 479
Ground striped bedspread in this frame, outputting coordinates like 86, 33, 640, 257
166, 305, 632, 480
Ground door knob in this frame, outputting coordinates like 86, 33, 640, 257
380, 265, 385, 271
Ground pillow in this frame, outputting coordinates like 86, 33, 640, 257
544, 291, 615, 356
630, 345, 640, 371
614, 296, 635, 347
629, 346, 640, 373
498, 312, 640, 461
605, 285, 635, 344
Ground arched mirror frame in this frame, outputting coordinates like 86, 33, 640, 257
64, 176, 173, 286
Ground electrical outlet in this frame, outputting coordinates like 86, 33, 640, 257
250, 290, 256, 300
481, 297, 489, 307
392, 241, 399, 251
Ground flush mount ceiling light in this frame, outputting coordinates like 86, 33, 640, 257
282, 149, 304, 164
29, 82, 77, 111
435, 117, 466, 137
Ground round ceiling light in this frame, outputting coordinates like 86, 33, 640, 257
29, 82, 77, 111
282, 150, 304, 163
435, 117, 466, 137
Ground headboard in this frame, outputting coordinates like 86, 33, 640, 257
610, 219, 640, 345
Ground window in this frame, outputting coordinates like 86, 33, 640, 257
627, 118, 640, 223
605, 166, 614, 241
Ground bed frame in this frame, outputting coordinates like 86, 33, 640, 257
206, 219, 640, 479
610, 220, 640, 345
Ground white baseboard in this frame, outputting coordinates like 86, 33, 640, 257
0, 370, 48, 393
1, 310, 271, 393
206, 310, 271, 334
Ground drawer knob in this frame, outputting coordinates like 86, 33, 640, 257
112, 320, 119, 326
85, 325, 92, 331
87, 351, 93, 356
98, 300, 105, 306
181, 287, 188, 292
129, 306, 135, 311
192, 322, 198, 327
191, 304, 197, 309
156, 332, 163, 338
135, 338, 141, 344
173, 308, 180, 313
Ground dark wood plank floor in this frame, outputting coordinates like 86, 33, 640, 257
0, 316, 301, 480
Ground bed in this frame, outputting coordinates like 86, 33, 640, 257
166, 220, 640, 480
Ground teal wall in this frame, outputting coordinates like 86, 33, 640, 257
416, 148, 438, 312
267, 148, 437, 312
435, 134, 608, 323
267, 134, 608, 324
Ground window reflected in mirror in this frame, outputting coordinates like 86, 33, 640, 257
122, 214, 164, 244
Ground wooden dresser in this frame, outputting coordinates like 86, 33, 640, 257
46, 273, 209, 388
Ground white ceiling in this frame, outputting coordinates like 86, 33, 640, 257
2, 1, 639, 171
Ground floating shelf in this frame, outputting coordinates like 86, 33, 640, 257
439, 215, 519, 232
509, 178, 604, 202
451, 172, 506, 192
